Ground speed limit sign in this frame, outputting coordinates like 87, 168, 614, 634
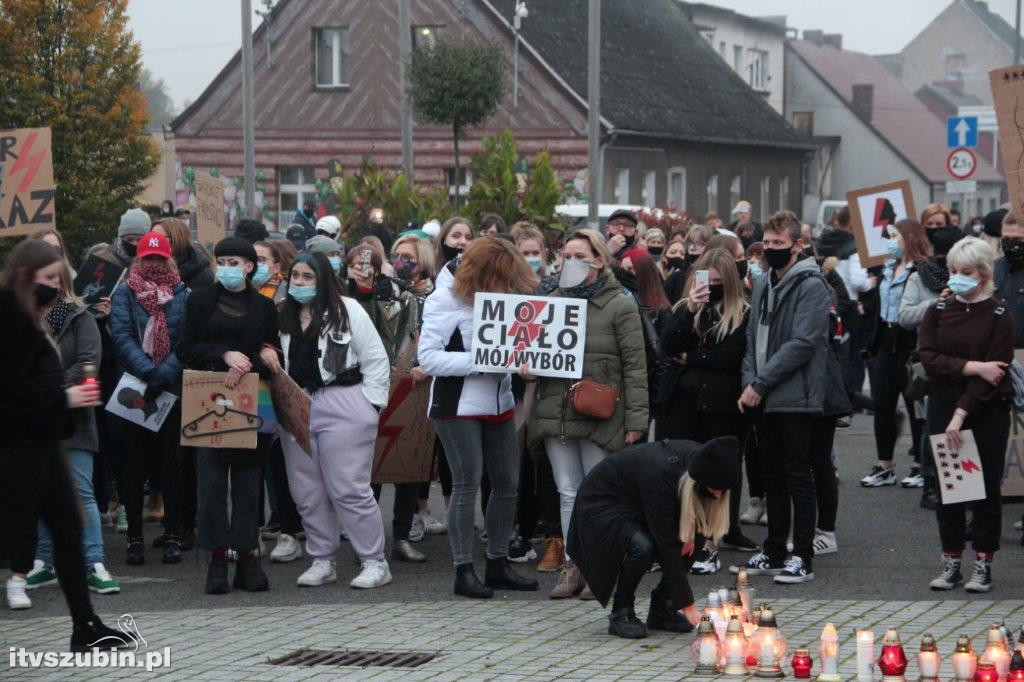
947, 147, 977, 180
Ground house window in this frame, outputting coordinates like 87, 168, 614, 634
667, 167, 686, 210
701, 31, 714, 45
314, 27, 350, 88
278, 166, 317, 230
733, 45, 743, 72
706, 174, 719, 214
614, 168, 630, 204
991, 197, 999, 212
413, 25, 444, 50
779, 176, 789, 211
445, 167, 473, 198
792, 112, 814, 136
729, 175, 742, 211
747, 49, 768, 91
719, 41, 727, 58
641, 170, 656, 206
946, 53, 966, 81
759, 177, 771, 218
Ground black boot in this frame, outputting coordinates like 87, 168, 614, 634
205, 552, 230, 595
233, 552, 270, 592
162, 540, 182, 565
70, 616, 131, 652
647, 589, 693, 633
608, 599, 648, 639
454, 563, 493, 599
484, 557, 539, 591
126, 540, 145, 566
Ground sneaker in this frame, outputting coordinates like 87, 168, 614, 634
271, 534, 303, 563
900, 467, 924, 488
260, 520, 281, 541
25, 560, 58, 589
964, 556, 993, 593
719, 532, 760, 552
536, 537, 565, 573
146, 492, 164, 522
929, 555, 963, 590
418, 509, 447, 535
730, 552, 784, 576
350, 559, 392, 589
408, 514, 426, 543
836, 416, 852, 428
5, 577, 31, 610
100, 512, 113, 528
812, 532, 838, 555
1014, 519, 1022, 531
690, 547, 720, 575
115, 505, 128, 533
549, 562, 583, 599
87, 563, 120, 594
297, 558, 337, 587
508, 536, 537, 563
774, 556, 814, 584
860, 464, 896, 487
739, 497, 766, 525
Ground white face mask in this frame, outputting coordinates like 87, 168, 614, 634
559, 258, 593, 288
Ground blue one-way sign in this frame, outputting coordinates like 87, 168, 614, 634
947, 116, 978, 148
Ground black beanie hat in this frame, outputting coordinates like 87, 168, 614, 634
234, 218, 269, 244
983, 209, 1008, 238
214, 237, 258, 280
687, 436, 740, 490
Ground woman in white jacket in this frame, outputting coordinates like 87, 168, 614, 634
275, 252, 393, 590
419, 237, 539, 599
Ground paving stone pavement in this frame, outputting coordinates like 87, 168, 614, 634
3, 597, 1023, 679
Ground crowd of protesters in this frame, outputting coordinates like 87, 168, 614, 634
1, 196, 1020, 646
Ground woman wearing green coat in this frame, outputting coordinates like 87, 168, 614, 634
526, 229, 649, 600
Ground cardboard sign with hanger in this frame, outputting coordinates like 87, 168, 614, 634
180, 370, 261, 449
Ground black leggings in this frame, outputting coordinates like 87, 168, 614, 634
119, 404, 182, 542
372, 482, 419, 540
872, 340, 923, 463
744, 428, 764, 498
810, 417, 839, 533
268, 438, 302, 535
613, 530, 655, 609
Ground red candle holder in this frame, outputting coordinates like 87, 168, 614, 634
1010, 650, 1024, 681
878, 627, 909, 681
976, 661, 999, 682
791, 649, 813, 678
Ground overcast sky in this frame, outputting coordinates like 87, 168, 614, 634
126, 0, 1024, 111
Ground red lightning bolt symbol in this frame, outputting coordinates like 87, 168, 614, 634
8, 131, 47, 194
505, 300, 547, 367
373, 377, 415, 477
961, 459, 981, 474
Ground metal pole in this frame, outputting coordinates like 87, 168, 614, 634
241, 0, 257, 219
587, 0, 601, 230
398, 0, 414, 180
1016, 0, 1022, 65
513, 30, 520, 108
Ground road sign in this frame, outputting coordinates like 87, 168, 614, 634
946, 147, 977, 180
945, 179, 977, 194
947, 116, 979, 148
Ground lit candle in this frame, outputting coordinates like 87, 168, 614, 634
985, 624, 1011, 679
791, 649, 813, 679
918, 634, 941, 682
975, 661, 999, 682
693, 615, 721, 674
1008, 650, 1024, 681
878, 627, 908, 682
752, 605, 786, 678
735, 569, 755, 620
953, 635, 978, 681
817, 623, 841, 682
856, 630, 876, 682
723, 615, 750, 677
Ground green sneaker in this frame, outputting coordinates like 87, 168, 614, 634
116, 504, 128, 533
25, 560, 58, 589
87, 563, 120, 594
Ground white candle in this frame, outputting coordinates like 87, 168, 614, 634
856, 630, 875, 682
987, 646, 1011, 678
918, 650, 940, 679
699, 637, 719, 667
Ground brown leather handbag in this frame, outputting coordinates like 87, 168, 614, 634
570, 379, 620, 420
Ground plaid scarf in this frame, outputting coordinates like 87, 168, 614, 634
127, 263, 180, 364
563, 276, 607, 300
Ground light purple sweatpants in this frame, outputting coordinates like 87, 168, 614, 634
281, 384, 385, 561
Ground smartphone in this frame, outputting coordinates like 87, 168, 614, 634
360, 250, 372, 270
694, 269, 709, 290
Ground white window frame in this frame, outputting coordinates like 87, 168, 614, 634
706, 174, 719, 215
445, 167, 474, 198
278, 166, 318, 230
779, 176, 789, 212
614, 168, 630, 204
641, 170, 656, 207
667, 166, 686, 210
314, 27, 350, 88
760, 177, 771, 218
747, 49, 768, 91
729, 175, 742, 210
733, 45, 743, 72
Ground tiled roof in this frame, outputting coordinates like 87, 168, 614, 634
961, 0, 1020, 48
915, 83, 984, 109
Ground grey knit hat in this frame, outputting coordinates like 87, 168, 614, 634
306, 235, 342, 255
118, 208, 152, 238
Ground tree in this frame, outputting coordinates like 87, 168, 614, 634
0, 0, 159, 259
140, 68, 176, 133
407, 36, 506, 208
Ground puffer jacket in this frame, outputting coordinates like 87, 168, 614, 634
109, 279, 189, 393
528, 275, 649, 452
52, 304, 102, 453
176, 249, 215, 292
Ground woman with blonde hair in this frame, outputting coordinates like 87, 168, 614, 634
29, 227, 76, 276
658, 234, 687, 281
664, 225, 716, 303
434, 216, 473, 269
514, 227, 550, 277
567, 438, 738, 639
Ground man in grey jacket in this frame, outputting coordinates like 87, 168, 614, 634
735, 211, 831, 584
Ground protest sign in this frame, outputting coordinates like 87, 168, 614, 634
846, 180, 916, 269
1002, 349, 1024, 497
990, 66, 1024, 218
105, 373, 176, 432
471, 293, 587, 379
194, 170, 225, 247
930, 430, 987, 505
0, 127, 55, 237
74, 255, 125, 305
372, 343, 434, 484
269, 370, 312, 456
180, 370, 260, 449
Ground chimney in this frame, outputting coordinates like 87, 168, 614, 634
803, 29, 824, 45
852, 84, 874, 122
934, 78, 965, 96
823, 33, 843, 49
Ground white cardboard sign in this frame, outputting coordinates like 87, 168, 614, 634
930, 430, 987, 505
105, 373, 177, 432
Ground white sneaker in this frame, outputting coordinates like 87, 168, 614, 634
115, 504, 128, 533
739, 497, 766, 525
350, 559, 392, 589
418, 509, 447, 535
6, 577, 31, 610
271, 534, 303, 563
813, 532, 838, 555
408, 514, 426, 543
297, 558, 337, 587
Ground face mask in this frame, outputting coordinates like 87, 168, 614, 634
708, 283, 724, 303
1002, 238, 1024, 265
665, 256, 687, 271
927, 226, 961, 251
123, 241, 137, 258
622, 234, 636, 250
886, 240, 903, 260
392, 257, 419, 280
328, 256, 342, 273
525, 256, 543, 273
289, 284, 317, 304
764, 246, 795, 271
947, 273, 979, 296
734, 259, 748, 279
216, 266, 246, 290
647, 246, 664, 259
749, 262, 765, 278
685, 252, 700, 265
442, 243, 462, 263
34, 283, 59, 307
559, 258, 593, 289
251, 263, 271, 287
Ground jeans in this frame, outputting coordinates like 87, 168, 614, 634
195, 437, 269, 552
37, 449, 104, 567
872, 337, 923, 462
757, 413, 817, 565
433, 417, 519, 566
545, 438, 607, 558
268, 438, 302, 535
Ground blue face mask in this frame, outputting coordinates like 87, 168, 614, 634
749, 262, 765, 278
217, 266, 247, 290
947, 273, 979, 296
328, 256, 342, 273
886, 240, 903, 260
525, 256, 543, 273
289, 284, 317, 304
251, 263, 271, 287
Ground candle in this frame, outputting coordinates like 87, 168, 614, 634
953, 635, 978, 681
856, 630, 876, 682
693, 615, 721, 674
878, 627, 908, 681
752, 605, 785, 678
723, 616, 750, 677
1009, 650, 1024, 681
985, 624, 1011, 679
791, 649, 813, 679
975, 661, 999, 682
817, 623, 841, 682
918, 634, 941, 682
735, 569, 755, 620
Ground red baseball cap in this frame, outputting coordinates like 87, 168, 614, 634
136, 232, 171, 259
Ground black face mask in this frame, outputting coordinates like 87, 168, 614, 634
34, 283, 59, 307
685, 252, 700, 265
708, 283, 724, 303
734, 259, 748, 279
647, 246, 664, 258
665, 256, 687, 271
442, 243, 462, 263
764, 246, 795, 271
927, 226, 962, 254
1003, 237, 1024, 266
613, 267, 638, 292
622, 234, 636, 250
123, 241, 137, 258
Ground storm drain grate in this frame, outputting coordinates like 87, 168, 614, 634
271, 649, 439, 669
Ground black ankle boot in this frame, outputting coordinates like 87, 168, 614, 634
454, 563, 493, 599
646, 590, 693, 633
233, 552, 270, 592
162, 541, 181, 565
484, 557, 539, 591
608, 600, 647, 639
70, 616, 130, 652
126, 540, 145, 566
206, 552, 230, 594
